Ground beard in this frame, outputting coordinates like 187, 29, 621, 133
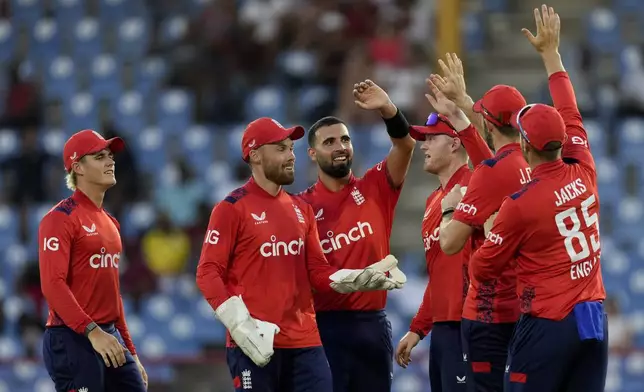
483, 123, 495, 151
318, 155, 352, 179
263, 160, 295, 185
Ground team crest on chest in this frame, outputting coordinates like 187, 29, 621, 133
351, 187, 365, 205
292, 204, 305, 223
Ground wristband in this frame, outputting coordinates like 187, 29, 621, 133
441, 208, 455, 218
382, 109, 410, 139
84, 321, 98, 337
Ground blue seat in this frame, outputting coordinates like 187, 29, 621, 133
158, 16, 188, 46
0, 205, 20, 250
155, 90, 193, 135
27, 204, 53, 253
0, 21, 15, 64
0, 129, 20, 160
614, 197, 644, 243
582, 119, 607, 158
137, 57, 168, 95
90, 55, 122, 100
462, 12, 484, 53
30, 19, 61, 61
11, 0, 42, 26
297, 85, 332, 119
617, 118, 644, 163
98, 0, 128, 22
132, 126, 167, 173
119, 202, 156, 239
245, 86, 287, 121
586, 9, 622, 54
482, 0, 508, 12
55, 0, 85, 27
596, 158, 624, 206
72, 18, 103, 60
614, 0, 644, 14
64, 92, 99, 132
192, 297, 227, 343
181, 125, 214, 177
43, 56, 76, 99
116, 17, 150, 60
225, 124, 246, 161
111, 91, 146, 137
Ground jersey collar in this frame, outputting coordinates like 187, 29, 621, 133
495, 142, 520, 155
530, 159, 565, 178
442, 164, 470, 191
313, 173, 357, 195
246, 176, 285, 198
72, 190, 102, 212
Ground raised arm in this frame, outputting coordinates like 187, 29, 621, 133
523, 5, 594, 172
353, 79, 416, 187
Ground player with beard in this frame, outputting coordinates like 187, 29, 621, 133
197, 117, 405, 392
296, 80, 414, 392
425, 54, 531, 391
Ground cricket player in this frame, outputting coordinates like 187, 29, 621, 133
296, 79, 415, 392
469, 6, 606, 391
39, 129, 147, 392
196, 117, 406, 392
427, 55, 530, 391
396, 111, 488, 392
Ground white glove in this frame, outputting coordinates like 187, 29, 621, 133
215, 296, 280, 367
329, 255, 407, 293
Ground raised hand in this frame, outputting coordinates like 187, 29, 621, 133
353, 79, 392, 111
522, 4, 560, 54
425, 78, 461, 118
433, 53, 469, 108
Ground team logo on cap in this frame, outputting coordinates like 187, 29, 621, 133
248, 140, 256, 148
70, 152, 78, 161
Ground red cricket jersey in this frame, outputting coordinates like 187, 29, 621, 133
470, 71, 605, 321
453, 142, 531, 323
409, 165, 471, 337
296, 159, 402, 312
196, 177, 338, 348
38, 190, 136, 354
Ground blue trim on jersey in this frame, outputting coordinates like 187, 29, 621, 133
224, 187, 249, 204
53, 198, 78, 216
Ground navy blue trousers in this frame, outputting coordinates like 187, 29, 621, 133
461, 319, 515, 392
42, 324, 145, 392
316, 310, 393, 392
504, 307, 608, 392
429, 322, 469, 392
227, 346, 332, 392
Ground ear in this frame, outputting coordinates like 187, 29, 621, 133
307, 147, 316, 162
249, 149, 261, 164
71, 160, 84, 176
451, 137, 463, 153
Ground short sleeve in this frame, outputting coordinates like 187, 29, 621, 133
361, 159, 403, 215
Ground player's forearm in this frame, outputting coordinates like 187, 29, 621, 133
457, 95, 486, 137
409, 291, 433, 338
116, 296, 137, 355
541, 50, 565, 77
438, 220, 467, 255
548, 71, 583, 128
41, 278, 94, 334
455, 124, 494, 167
196, 264, 232, 310
381, 106, 415, 187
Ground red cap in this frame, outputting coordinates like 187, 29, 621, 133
409, 114, 459, 141
473, 85, 526, 127
63, 129, 125, 171
510, 104, 567, 151
241, 117, 305, 161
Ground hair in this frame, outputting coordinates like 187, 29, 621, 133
307, 116, 347, 147
65, 171, 77, 191
533, 141, 562, 161
497, 124, 519, 138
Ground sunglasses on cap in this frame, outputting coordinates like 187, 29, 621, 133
426, 112, 458, 131
478, 103, 507, 128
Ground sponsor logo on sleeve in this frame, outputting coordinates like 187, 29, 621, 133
204, 229, 220, 245
43, 237, 60, 252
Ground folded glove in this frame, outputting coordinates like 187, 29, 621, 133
215, 296, 280, 367
329, 255, 407, 294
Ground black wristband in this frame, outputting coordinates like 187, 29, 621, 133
442, 208, 455, 218
84, 321, 98, 337
382, 108, 410, 139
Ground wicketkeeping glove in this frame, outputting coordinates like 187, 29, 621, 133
329, 255, 407, 293
215, 296, 280, 367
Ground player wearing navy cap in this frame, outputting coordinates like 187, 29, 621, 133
39, 129, 147, 392
468, 6, 607, 391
